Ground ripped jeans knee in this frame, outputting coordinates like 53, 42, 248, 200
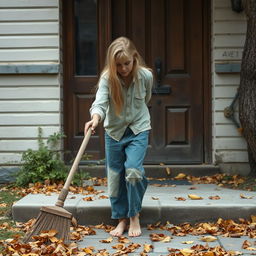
125, 168, 143, 185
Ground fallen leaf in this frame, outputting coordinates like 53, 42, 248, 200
180, 248, 194, 256
200, 235, 217, 242
246, 247, 256, 251
151, 196, 159, 200
251, 215, 256, 223
175, 197, 186, 201
209, 195, 221, 200
82, 197, 94, 201
181, 241, 194, 244
112, 243, 126, 250
143, 243, 153, 253
118, 236, 130, 243
203, 252, 215, 256
240, 194, 253, 199
82, 247, 94, 254
98, 195, 109, 199
100, 237, 113, 243
166, 167, 171, 175
188, 194, 203, 200
175, 173, 186, 179
161, 236, 172, 243
150, 233, 172, 242
242, 240, 251, 249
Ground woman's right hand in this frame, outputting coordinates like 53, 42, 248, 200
84, 114, 100, 135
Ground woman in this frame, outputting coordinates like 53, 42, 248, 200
84, 37, 153, 237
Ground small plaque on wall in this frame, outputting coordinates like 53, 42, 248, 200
215, 63, 241, 74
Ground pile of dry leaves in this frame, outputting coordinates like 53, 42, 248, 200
1, 216, 256, 255
8, 173, 247, 198
0, 174, 254, 255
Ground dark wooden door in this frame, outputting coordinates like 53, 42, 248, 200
63, 0, 210, 164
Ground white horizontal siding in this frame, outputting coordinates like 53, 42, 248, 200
214, 113, 236, 124
214, 74, 240, 85
215, 124, 242, 137
214, 9, 246, 21
0, 153, 22, 164
0, 22, 58, 35
0, 9, 58, 21
0, 113, 60, 125
214, 99, 234, 110
0, 49, 58, 62
0, 2, 63, 170
215, 0, 231, 7
214, 22, 247, 34
0, 126, 60, 138
0, 75, 59, 86
0, 36, 59, 48
212, 0, 247, 165
215, 138, 246, 150
214, 35, 245, 47
0, 2, 59, 64
0, 100, 59, 112
215, 151, 248, 163
0, 87, 60, 99
214, 86, 238, 98
0, 0, 58, 8
0, 140, 48, 151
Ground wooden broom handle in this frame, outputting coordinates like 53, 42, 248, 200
63, 128, 92, 190
55, 128, 92, 207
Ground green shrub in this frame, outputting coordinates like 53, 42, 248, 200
15, 127, 68, 186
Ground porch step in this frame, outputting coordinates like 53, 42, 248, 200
12, 184, 256, 226
79, 164, 221, 178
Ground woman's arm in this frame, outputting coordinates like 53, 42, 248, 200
84, 77, 109, 135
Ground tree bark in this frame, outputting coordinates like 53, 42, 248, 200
239, 0, 256, 175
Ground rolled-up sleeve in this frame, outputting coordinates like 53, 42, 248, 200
145, 71, 153, 104
90, 78, 109, 122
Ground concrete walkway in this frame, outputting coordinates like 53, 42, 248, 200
12, 183, 256, 226
12, 183, 256, 254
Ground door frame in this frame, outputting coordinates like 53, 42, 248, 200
202, 0, 212, 163
62, 0, 212, 164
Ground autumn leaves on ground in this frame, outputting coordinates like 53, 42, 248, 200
0, 173, 256, 255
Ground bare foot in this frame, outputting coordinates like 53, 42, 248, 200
110, 219, 128, 237
128, 214, 141, 237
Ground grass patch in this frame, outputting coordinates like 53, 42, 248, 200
0, 187, 24, 242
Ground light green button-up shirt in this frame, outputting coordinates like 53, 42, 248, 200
90, 67, 153, 141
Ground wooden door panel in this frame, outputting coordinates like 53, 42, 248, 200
145, 0, 203, 163
167, 107, 189, 145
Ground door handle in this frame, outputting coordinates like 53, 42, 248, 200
152, 58, 171, 94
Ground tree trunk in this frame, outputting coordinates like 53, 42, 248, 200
239, 0, 256, 175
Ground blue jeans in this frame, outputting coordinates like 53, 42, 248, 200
105, 128, 149, 219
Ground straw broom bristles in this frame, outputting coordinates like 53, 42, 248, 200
23, 206, 72, 243
23, 129, 92, 244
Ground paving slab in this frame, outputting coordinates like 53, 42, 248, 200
218, 236, 256, 254
78, 227, 223, 255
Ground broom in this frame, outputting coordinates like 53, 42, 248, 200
23, 128, 92, 243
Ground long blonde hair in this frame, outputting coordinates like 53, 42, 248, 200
100, 37, 148, 115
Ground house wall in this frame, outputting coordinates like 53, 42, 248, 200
0, 0, 250, 183
0, 0, 62, 182
212, 0, 249, 174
